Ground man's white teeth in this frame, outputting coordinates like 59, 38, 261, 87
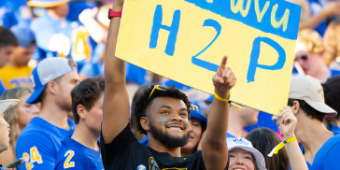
169, 127, 181, 130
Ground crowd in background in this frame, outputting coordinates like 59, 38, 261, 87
0, 0, 340, 169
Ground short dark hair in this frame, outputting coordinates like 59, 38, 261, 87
246, 128, 290, 170
0, 26, 18, 49
71, 77, 105, 124
322, 76, 340, 129
288, 98, 325, 122
133, 85, 191, 134
130, 85, 151, 141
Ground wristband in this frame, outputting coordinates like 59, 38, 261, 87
214, 91, 244, 112
268, 136, 296, 157
214, 91, 230, 103
108, 9, 122, 19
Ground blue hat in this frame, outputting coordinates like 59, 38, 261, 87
190, 103, 207, 124
27, 58, 77, 104
28, 0, 70, 7
204, 95, 213, 104
11, 25, 35, 48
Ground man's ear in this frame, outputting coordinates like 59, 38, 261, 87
292, 101, 300, 115
46, 81, 58, 95
140, 116, 150, 132
76, 104, 87, 120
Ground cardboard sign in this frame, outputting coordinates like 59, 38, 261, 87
116, 0, 301, 115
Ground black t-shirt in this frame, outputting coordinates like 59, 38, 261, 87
100, 124, 208, 170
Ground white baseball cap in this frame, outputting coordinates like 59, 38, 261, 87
289, 75, 337, 117
0, 99, 20, 115
27, 58, 77, 104
227, 138, 266, 170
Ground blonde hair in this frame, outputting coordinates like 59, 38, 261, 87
0, 88, 31, 151
297, 29, 324, 54
323, 20, 340, 66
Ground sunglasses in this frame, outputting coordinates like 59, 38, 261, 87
148, 85, 188, 99
294, 55, 308, 62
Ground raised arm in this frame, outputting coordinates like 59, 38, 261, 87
102, 0, 130, 143
202, 56, 236, 170
273, 107, 309, 170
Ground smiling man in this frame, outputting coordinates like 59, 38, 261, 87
100, 0, 235, 169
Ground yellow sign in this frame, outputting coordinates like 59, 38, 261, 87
116, 0, 301, 115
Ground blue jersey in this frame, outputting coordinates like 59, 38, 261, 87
0, 0, 31, 28
54, 138, 103, 170
16, 117, 75, 170
30, 13, 92, 71
311, 134, 340, 170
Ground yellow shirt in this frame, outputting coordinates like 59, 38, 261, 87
0, 65, 33, 89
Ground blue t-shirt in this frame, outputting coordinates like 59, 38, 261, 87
54, 137, 103, 170
311, 134, 340, 170
16, 117, 75, 170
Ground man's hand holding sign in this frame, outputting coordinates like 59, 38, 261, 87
116, 0, 301, 115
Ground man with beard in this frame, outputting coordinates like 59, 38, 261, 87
101, 0, 234, 169
15, 57, 80, 170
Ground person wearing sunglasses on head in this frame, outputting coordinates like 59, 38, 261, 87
100, 0, 235, 169
294, 29, 340, 83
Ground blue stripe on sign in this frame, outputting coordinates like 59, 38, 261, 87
184, 0, 301, 40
